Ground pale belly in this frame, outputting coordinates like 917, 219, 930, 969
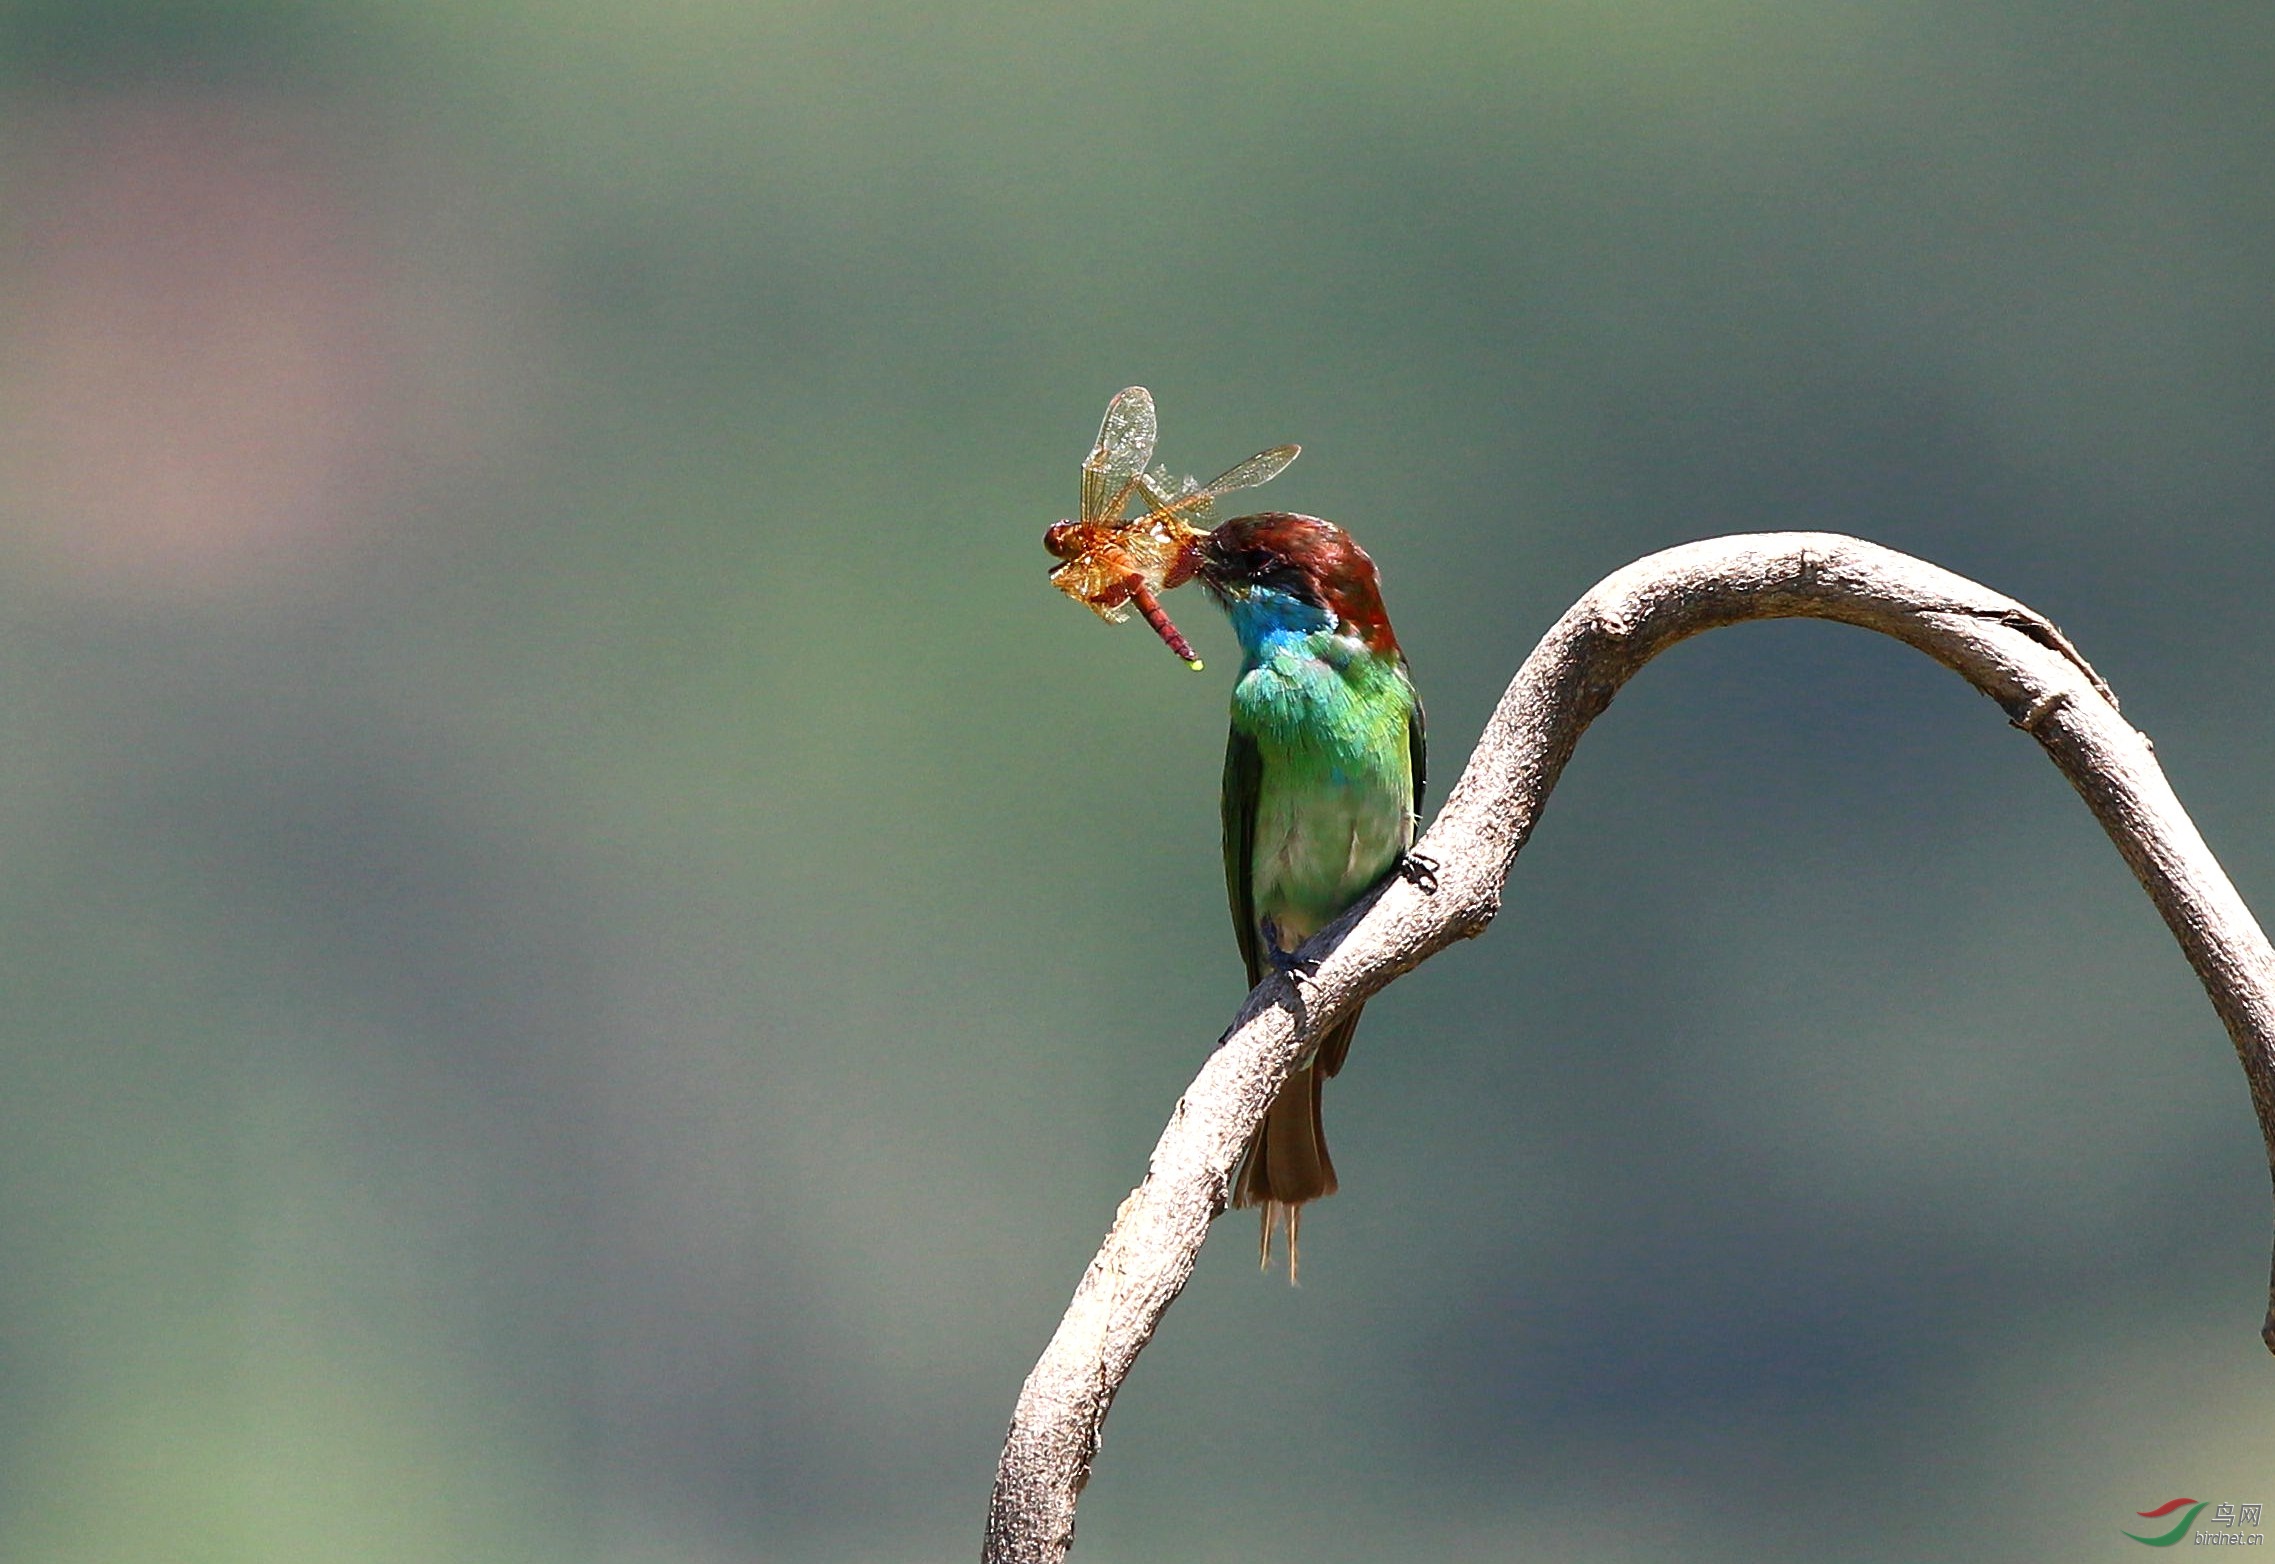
1249, 770, 1412, 951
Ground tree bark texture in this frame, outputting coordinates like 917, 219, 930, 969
984, 532, 2275, 1564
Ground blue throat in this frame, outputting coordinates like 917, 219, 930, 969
1221, 585, 1334, 669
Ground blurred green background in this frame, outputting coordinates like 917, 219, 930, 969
0, 1, 2269, 1559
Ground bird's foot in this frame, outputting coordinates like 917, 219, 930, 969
1260, 919, 1320, 984
1399, 850, 1441, 893
1267, 946, 1318, 980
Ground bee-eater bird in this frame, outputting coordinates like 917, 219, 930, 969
1193, 512, 1425, 1279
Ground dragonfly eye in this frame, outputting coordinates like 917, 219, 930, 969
1043, 521, 1082, 560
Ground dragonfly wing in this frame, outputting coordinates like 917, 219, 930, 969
1145, 442, 1301, 532
1110, 467, 1206, 563
1139, 464, 1197, 512
1081, 387, 1157, 522
1049, 556, 1135, 621
1134, 464, 1213, 525
1197, 443, 1299, 500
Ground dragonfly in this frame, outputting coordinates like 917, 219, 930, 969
1043, 386, 1300, 670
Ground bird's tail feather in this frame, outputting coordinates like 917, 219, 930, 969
1232, 1007, 1361, 1281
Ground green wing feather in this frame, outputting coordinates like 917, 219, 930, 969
1319, 669, 1423, 1081
1404, 667, 1427, 825
1222, 726, 1264, 988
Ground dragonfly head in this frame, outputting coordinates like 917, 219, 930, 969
1042, 520, 1084, 561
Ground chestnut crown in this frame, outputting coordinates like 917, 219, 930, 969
1196, 513, 1401, 655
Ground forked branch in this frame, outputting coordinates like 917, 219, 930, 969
985, 532, 2275, 1564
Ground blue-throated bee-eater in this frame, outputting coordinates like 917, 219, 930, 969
1193, 512, 1425, 1279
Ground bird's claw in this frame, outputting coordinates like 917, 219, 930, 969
1260, 919, 1319, 985
1267, 946, 1318, 981
1399, 850, 1440, 894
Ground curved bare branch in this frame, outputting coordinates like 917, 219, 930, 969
985, 532, 2275, 1564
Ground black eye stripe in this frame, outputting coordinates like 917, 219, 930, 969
1204, 540, 1310, 600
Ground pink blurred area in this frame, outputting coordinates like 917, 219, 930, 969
1, 92, 500, 601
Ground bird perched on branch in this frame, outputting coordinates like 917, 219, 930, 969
1193, 513, 1425, 1278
